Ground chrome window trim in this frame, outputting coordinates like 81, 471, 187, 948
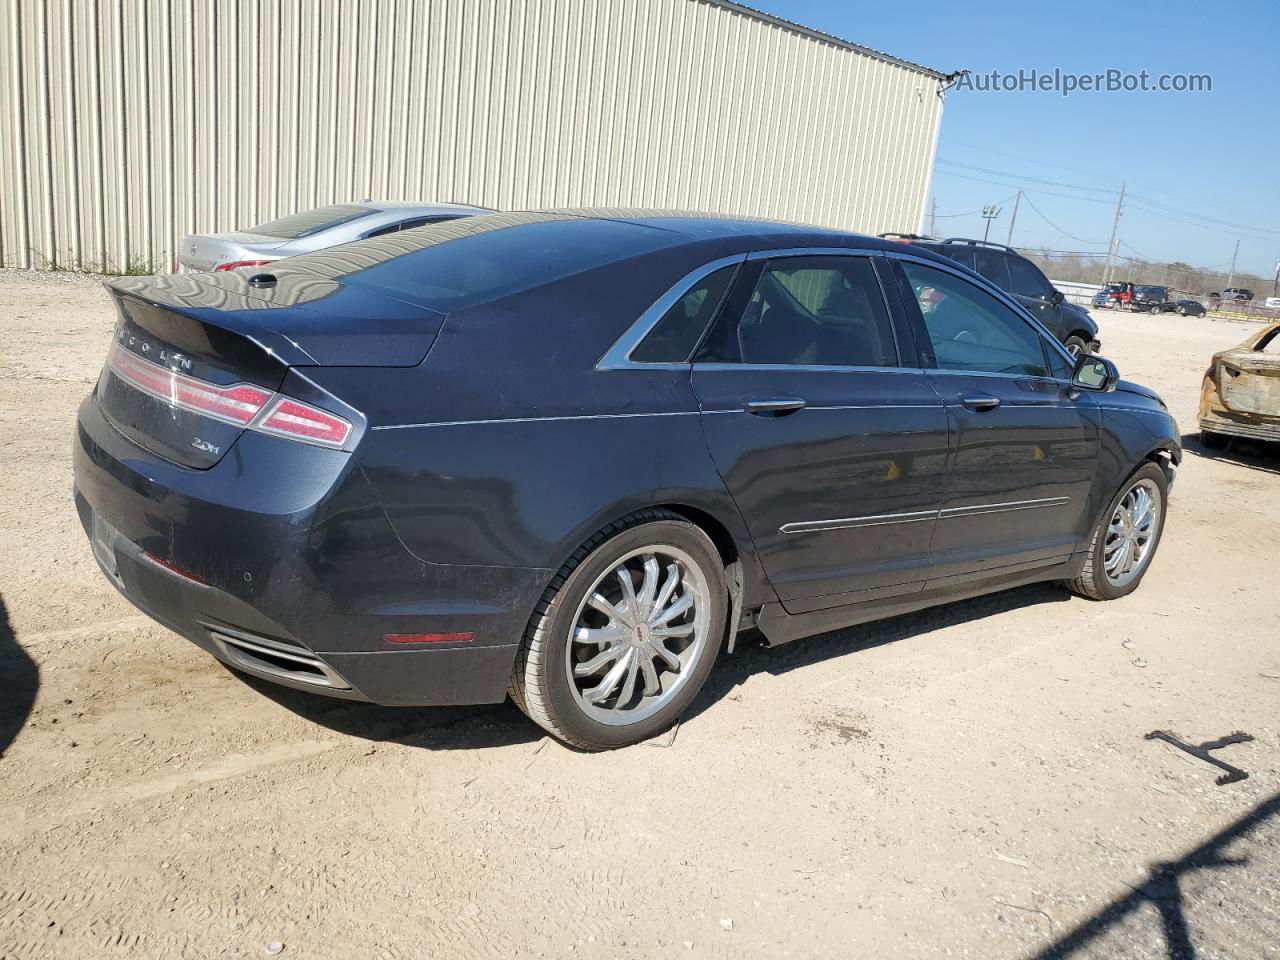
779, 496, 1070, 535
595, 253, 747, 370
744, 245, 887, 261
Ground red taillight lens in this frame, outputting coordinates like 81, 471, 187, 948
106, 341, 271, 426
255, 396, 352, 448
214, 259, 274, 272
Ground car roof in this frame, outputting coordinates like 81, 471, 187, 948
529, 208, 932, 256
364, 200, 494, 214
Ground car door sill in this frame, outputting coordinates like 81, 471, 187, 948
756, 558, 1075, 647
780, 579, 926, 616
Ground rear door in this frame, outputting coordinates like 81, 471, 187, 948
690, 251, 949, 610
890, 255, 1100, 583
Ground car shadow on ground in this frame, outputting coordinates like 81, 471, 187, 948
1182, 432, 1280, 476
0, 593, 39, 758
235, 670, 543, 751
686, 581, 1071, 723
242, 582, 1072, 751
1032, 790, 1280, 960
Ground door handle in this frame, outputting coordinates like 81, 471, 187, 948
960, 395, 1001, 412
743, 396, 807, 416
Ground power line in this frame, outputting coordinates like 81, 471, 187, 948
1126, 193, 1280, 240
1126, 203, 1280, 243
933, 169, 1115, 205
937, 158, 1118, 195
1020, 192, 1109, 246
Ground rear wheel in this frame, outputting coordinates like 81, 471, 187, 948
1064, 462, 1168, 601
509, 510, 727, 750
1149, 305, 1162, 314
1177, 306, 1187, 316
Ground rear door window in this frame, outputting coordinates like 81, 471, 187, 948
971, 248, 1012, 291
248, 204, 374, 239
1006, 256, 1055, 300
696, 256, 899, 367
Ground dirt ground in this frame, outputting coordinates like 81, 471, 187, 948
1, 269, 1278, 960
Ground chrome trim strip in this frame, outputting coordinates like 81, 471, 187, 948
778, 496, 1071, 535
745, 245, 886, 261
209, 627, 351, 690
779, 510, 938, 535
939, 496, 1071, 519
372, 410, 701, 431
595, 253, 748, 370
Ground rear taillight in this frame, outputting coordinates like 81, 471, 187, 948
107, 341, 271, 426
214, 259, 274, 272
255, 396, 352, 448
105, 341, 353, 448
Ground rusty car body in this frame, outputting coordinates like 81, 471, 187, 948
1199, 321, 1280, 447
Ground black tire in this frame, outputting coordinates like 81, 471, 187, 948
1177, 306, 1187, 316
1149, 305, 1162, 314
1064, 462, 1169, 601
1199, 429, 1228, 450
1064, 335, 1089, 358
508, 509, 727, 750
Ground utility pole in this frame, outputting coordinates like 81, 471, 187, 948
930, 198, 937, 238
1272, 258, 1279, 298
1006, 191, 1022, 246
1226, 239, 1240, 289
1102, 182, 1126, 286
981, 204, 1002, 244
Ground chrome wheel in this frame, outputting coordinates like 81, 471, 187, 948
1103, 478, 1162, 588
565, 545, 711, 726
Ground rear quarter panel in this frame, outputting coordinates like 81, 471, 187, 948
337, 247, 775, 605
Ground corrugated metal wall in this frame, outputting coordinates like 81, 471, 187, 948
1, 0, 946, 273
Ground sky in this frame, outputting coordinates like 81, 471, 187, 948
747, 0, 1280, 280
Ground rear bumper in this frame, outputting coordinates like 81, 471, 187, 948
1199, 413, 1280, 443
73, 393, 549, 705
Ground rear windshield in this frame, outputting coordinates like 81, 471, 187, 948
249, 204, 373, 239
338, 217, 675, 312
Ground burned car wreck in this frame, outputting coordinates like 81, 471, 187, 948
1199, 321, 1280, 447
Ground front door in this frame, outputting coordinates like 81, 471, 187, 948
892, 257, 1101, 583
691, 253, 949, 610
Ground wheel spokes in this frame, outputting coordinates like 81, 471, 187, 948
574, 644, 624, 677
585, 650, 634, 703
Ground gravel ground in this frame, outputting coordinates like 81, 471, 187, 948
1, 271, 1277, 960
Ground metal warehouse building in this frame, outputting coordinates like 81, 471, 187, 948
1, 0, 951, 273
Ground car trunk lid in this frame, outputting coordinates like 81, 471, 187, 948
97, 271, 444, 468
178, 232, 290, 272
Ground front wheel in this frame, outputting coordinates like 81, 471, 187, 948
1064, 462, 1168, 601
1064, 335, 1089, 358
509, 510, 727, 750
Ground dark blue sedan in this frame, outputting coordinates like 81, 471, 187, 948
74, 212, 1182, 749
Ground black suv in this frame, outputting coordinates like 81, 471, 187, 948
1130, 285, 1174, 314
885, 237, 1100, 356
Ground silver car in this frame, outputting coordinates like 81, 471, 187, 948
176, 200, 491, 272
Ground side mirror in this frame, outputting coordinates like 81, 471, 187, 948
1072, 354, 1118, 392
1050, 289, 1065, 305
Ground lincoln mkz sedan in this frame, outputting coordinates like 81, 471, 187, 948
74, 212, 1181, 749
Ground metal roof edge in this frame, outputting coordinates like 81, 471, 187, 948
698, 0, 954, 80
